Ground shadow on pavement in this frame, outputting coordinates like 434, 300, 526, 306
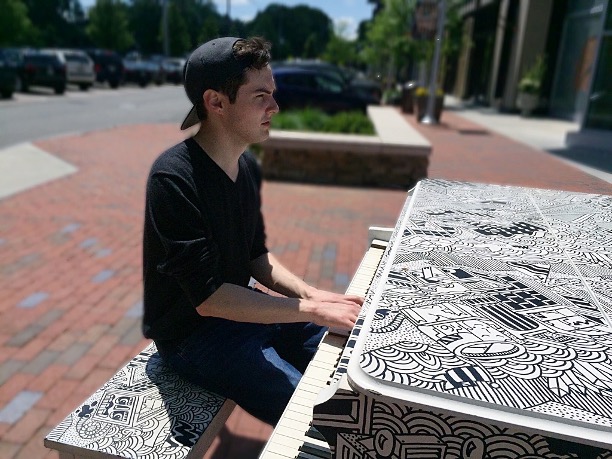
546, 146, 612, 174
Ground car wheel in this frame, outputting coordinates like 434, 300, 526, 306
1, 88, 13, 98
110, 80, 120, 89
54, 84, 66, 95
79, 83, 90, 91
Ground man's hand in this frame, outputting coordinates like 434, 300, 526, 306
301, 288, 364, 332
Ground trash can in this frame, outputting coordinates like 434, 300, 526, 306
401, 81, 416, 113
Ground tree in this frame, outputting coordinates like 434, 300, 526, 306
169, 0, 224, 55
247, 4, 332, 60
23, 0, 87, 46
322, 23, 359, 67
361, 0, 421, 87
128, 0, 162, 53
87, 0, 134, 52
164, 1, 190, 56
0, 0, 36, 46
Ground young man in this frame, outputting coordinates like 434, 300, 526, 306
142, 36, 363, 425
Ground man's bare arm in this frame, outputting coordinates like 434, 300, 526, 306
194, 253, 363, 332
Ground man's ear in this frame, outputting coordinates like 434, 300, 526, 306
203, 89, 224, 114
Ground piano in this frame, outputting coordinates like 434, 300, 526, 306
260, 179, 612, 459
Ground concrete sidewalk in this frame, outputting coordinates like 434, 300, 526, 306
0, 106, 610, 459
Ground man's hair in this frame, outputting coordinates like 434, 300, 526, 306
195, 37, 271, 121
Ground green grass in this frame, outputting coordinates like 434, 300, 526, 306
271, 108, 375, 135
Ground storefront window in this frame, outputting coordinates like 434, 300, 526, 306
550, 13, 601, 120
568, 0, 605, 14
584, 35, 612, 129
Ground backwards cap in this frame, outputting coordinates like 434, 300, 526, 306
180, 37, 247, 130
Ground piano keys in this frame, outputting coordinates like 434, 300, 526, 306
311, 179, 612, 459
258, 236, 390, 459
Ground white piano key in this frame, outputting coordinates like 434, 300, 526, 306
259, 243, 384, 459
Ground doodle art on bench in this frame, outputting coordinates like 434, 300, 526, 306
45, 343, 227, 457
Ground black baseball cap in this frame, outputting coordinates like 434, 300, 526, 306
180, 37, 247, 130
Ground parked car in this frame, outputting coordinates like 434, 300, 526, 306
162, 57, 185, 84
123, 56, 151, 87
273, 59, 382, 104
85, 48, 124, 89
147, 55, 167, 85
123, 52, 156, 87
272, 67, 379, 114
41, 48, 95, 90
0, 48, 19, 98
16, 50, 67, 94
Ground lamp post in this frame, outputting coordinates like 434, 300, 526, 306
162, 0, 169, 56
421, 0, 446, 125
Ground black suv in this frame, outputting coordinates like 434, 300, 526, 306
19, 51, 67, 94
0, 48, 19, 98
272, 67, 379, 113
85, 48, 124, 89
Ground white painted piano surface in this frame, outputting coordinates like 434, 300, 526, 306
261, 179, 612, 459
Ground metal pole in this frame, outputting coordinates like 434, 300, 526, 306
162, 0, 169, 56
421, 0, 446, 124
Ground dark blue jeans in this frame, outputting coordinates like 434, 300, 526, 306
156, 318, 326, 426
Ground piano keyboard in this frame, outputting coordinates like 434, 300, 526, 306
259, 240, 387, 459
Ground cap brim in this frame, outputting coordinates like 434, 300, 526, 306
180, 105, 200, 130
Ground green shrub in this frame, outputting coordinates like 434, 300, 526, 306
271, 108, 375, 135
323, 111, 376, 135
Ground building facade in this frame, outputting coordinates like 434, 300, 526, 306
453, 0, 610, 151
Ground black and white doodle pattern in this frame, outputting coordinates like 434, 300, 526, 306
45, 343, 227, 458
314, 386, 612, 459
314, 179, 612, 458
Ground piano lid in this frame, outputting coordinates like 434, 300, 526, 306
347, 179, 612, 443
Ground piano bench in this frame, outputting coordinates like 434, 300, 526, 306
44, 341, 236, 459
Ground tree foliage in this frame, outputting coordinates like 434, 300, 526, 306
361, 0, 423, 82
247, 4, 332, 60
0, 0, 36, 46
128, 0, 162, 53
322, 23, 359, 67
87, 0, 134, 51
22, 0, 88, 46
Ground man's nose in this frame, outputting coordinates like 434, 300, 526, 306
269, 97, 279, 114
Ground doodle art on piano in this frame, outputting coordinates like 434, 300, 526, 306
314, 179, 612, 459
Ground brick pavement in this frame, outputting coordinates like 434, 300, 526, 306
0, 109, 610, 459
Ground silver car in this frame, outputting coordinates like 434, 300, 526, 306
41, 48, 96, 91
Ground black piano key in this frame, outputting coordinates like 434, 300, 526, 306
299, 441, 331, 458
306, 425, 326, 442
297, 452, 327, 459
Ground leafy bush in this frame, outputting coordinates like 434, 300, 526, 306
323, 111, 376, 135
271, 108, 375, 135
518, 55, 546, 95
414, 86, 444, 97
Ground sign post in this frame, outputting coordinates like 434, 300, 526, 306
420, 0, 446, 125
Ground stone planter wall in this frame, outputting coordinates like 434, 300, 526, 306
260, 106, 432, 189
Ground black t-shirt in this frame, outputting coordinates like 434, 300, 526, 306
142, 138, 268, 342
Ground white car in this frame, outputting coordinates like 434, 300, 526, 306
41, 48, 96, 90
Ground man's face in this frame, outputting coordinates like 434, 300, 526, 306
224, 65, 279, 145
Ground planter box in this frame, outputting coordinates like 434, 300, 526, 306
260, 106, 432, 189
516, 92, 539, 117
